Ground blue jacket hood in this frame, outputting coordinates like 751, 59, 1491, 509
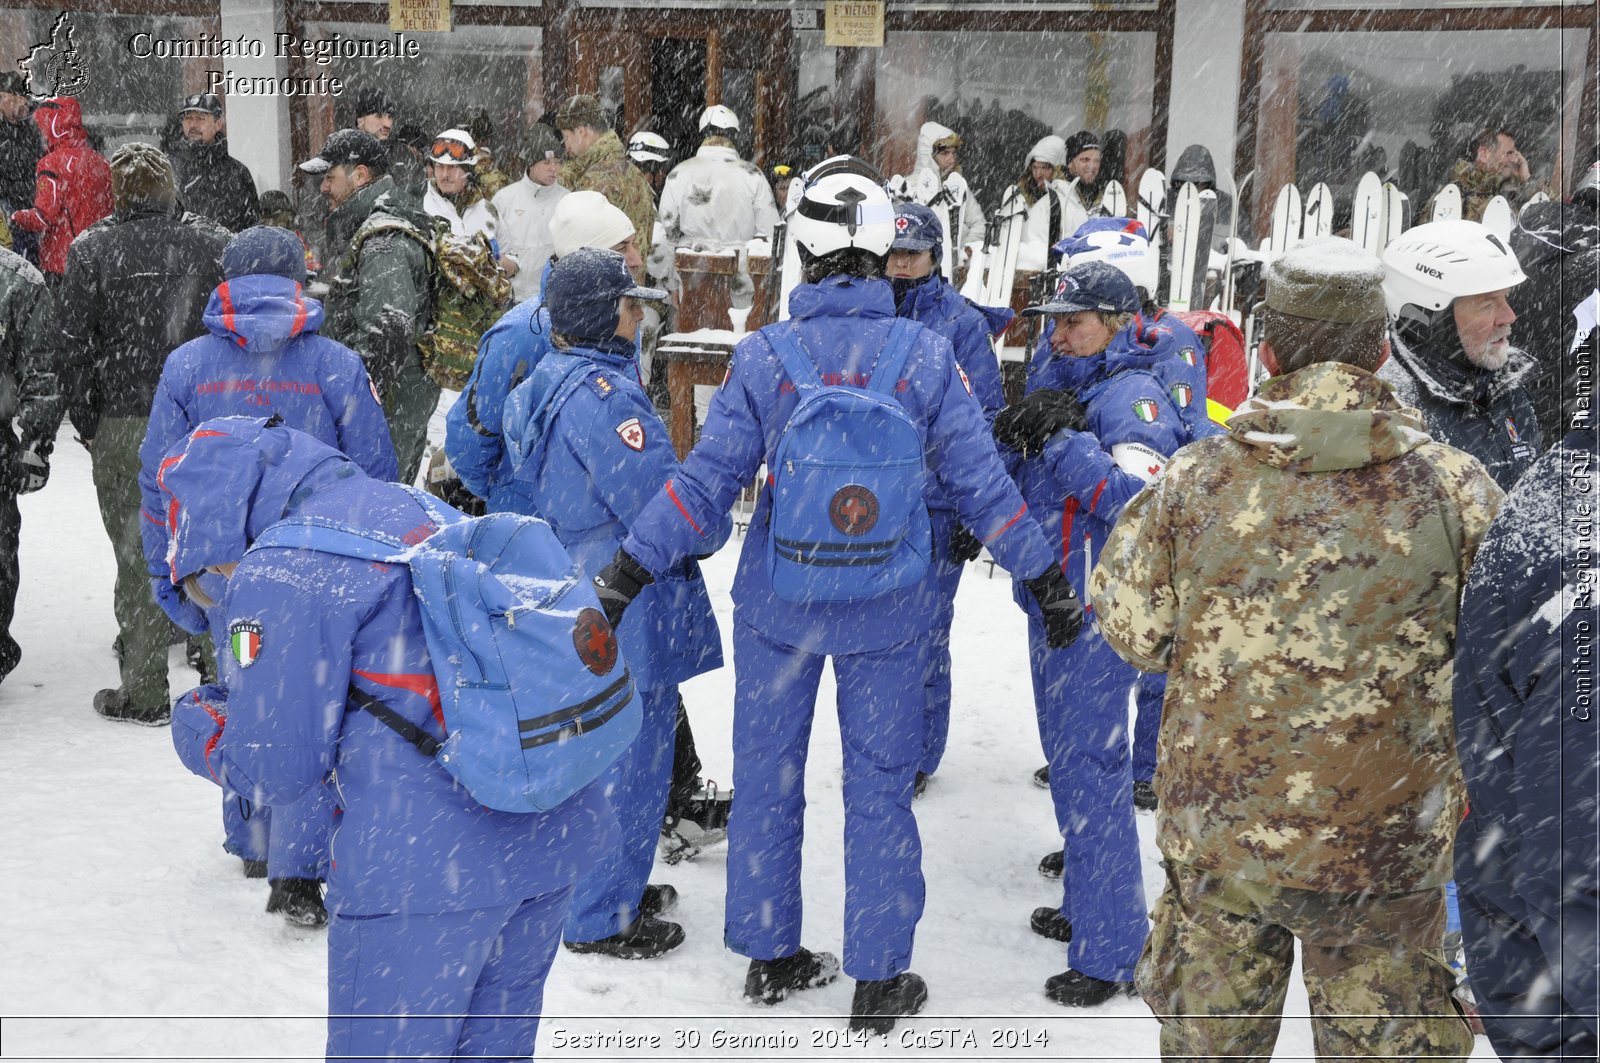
157, 416, 359, 582
202, 275, 326, 357
788, 274, 896, 321
501, 347, 617, 484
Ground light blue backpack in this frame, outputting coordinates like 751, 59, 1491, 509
249, 488, 641, 813
764, 319, 932, 603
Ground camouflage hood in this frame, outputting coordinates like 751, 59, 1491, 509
1226, 361, 1431, 473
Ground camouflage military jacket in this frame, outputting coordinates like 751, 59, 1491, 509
559, 130, 656, 260
1089, 361, 1504, 893
1428, 157, 1546, 224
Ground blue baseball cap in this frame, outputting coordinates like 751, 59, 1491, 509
545, 247, 667, 340
891, 202, 943, 254
1022, 260, 1141, 317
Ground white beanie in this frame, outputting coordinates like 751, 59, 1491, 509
1028, 135, 1067, 170
549, 190, 636, 257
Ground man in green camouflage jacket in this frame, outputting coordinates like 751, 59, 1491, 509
1089, 238, 1500, 1063
300, 128, 434, 484
554, 95, 655, 265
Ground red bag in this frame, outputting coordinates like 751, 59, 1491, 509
1171, 309, 1248, 413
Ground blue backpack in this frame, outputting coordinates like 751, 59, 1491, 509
764, 319, 932, 603
249, 488, 642, 813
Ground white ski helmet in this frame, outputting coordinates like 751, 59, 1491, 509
627, 130, 670, 164
1381, 219, 1526, 320
1067, 226, 1157, 301
790, 155, 896, 260
698, 104, 740, 134
428, 128, 479, 167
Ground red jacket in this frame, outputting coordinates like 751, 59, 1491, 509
11, 97, 112, 273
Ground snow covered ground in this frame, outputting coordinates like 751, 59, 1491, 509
0, 433, 1498, 1061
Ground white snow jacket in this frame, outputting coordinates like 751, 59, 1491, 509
424, 182, 498, 243
492, 176, 567, 303
1016, 179, 1085, 272
654, 144, 781, 250
888, 122, 986, 281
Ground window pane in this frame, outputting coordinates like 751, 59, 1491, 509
1251, 27, 1588, 231
299, 20, 543, 154
873, 29, 1157, 215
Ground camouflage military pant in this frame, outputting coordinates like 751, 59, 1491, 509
1137, 861, 1474, 1063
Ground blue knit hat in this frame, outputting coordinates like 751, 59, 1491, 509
222, 226, 307, 283
545, 248, 666, 342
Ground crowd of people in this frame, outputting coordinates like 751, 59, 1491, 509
0, 78, 1593, 1063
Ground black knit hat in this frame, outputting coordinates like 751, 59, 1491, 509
1064, 130, 1100, 162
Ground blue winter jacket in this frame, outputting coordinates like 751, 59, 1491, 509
445, 278, 554, 514
1454, 425, 1599, 1046
164, 420, 616, 916
622, 274, 1055, 654
501, 335, 726, 691
1014, 322, 1195, 606
137, 273, 398, 586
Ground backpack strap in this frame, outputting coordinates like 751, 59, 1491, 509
346, 684, 441, 758
866, 318, 920, 396
765, 322, 821, 395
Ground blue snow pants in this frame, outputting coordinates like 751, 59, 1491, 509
223, 781, 336, 879
1028, 615, 1149, 982
1132, 670, 1165, 784
564, 683, 678, 942
920, 507, 965, 777
326, 885, 574, 1062
724, 619, 927, 981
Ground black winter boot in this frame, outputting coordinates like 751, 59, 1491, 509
564, 914, 685, 959
1044, 968, 1137, 1007
1038, 849, 1064, 879
639, 883, 678, 917
1030, 906, 1073, 942
266, 878, 328, 928
849, 972, 928, 1034
240, 858, 268, 879
743, 948, 840, 1005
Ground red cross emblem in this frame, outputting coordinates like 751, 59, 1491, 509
615, 417, 645, 452
572, 607, 619, 676
830, 484, 879, 536
895, 216, 909, 232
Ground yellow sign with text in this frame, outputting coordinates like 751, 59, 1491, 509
390, 0, 450, 33
825, 0, 884, 48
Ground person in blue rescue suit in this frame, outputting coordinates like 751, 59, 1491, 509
445, 189, 640, 514
993, 259, 1207, 1007
1051, 217, 1223, 813
500, 246, 727, 959
445, 190, 727, 864
1453, 416, 1599, 1061
162, 417, 616, 1062
589, 157, 1083, 1032
884, 200, 1013, 794
136, 226, 398, 927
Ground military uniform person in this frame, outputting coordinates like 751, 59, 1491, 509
1090, 238, 1498, 1063
554, 96, 656, 266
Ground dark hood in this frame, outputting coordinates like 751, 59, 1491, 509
1170, 144, 1216, 186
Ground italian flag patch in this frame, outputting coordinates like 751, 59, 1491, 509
1178, 347, 1199, 367
1131, 398, 1160, 423
229, 620, 263, 668
1170, 382, 1193, 409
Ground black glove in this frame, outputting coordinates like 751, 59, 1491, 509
593, 547, 655, 630
1024, 566, 1084, 650
992, 389, 1089, 457
15, 444, 47, 494
948, 523, 983, 565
